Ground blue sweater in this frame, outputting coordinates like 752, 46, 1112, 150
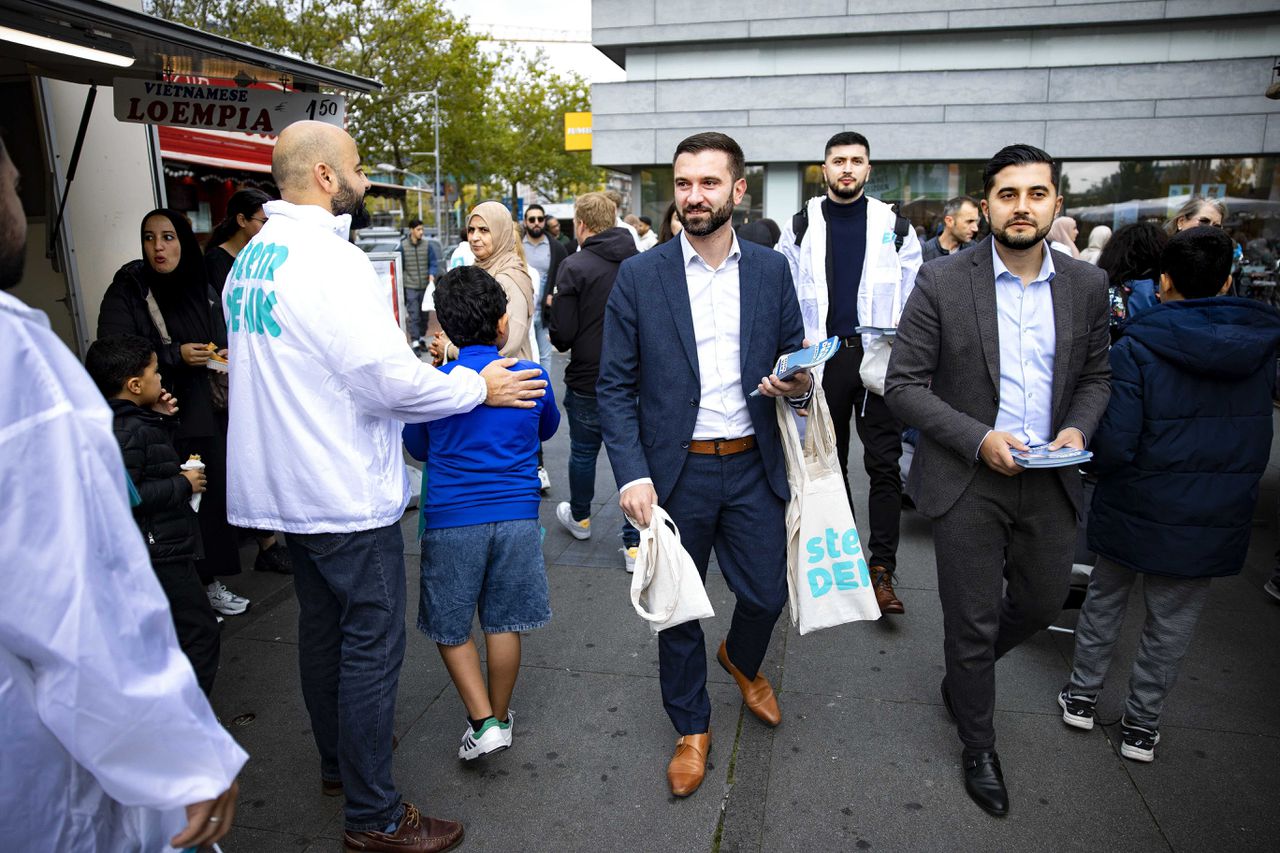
403, 346, 559, 529
1088, 297, 1280, 578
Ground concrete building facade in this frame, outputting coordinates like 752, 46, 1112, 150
590, 1, 1280, 248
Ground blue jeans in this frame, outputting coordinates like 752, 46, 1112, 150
564, 390, 638, 547
532, 310, 552, 375
288, 524, 406, 832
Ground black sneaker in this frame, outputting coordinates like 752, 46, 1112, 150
1057, 687, 1097, 731
254, 541, 294, 574
1119, 717, 1160, 762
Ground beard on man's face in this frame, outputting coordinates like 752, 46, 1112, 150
526, 223, 543, 238
0, 246, 24, 291
992, 217, 1051, 251
826, 174, 865, 200
678, 195, 735, 237
331, 173, 368, 220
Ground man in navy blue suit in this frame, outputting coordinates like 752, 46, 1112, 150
598, 132, 812, 797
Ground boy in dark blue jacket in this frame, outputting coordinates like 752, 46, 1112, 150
404, 265, 559, 761
85, 334, 221, 696
1057, 228, 1280, 761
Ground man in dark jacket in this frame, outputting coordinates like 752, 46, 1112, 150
547, 191, 640, 568
1058, 227, 1280, 762
85, 333, 221, 696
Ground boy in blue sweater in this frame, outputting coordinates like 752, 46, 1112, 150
1057, 227, 1280, 761
404, 265, 559, 760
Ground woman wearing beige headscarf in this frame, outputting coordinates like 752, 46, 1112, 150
432, 201, 535, 363
1047, 216, 1080, 258
1079, 225, 1111, 265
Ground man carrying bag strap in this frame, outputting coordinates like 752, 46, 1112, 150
776, 390, 882, 633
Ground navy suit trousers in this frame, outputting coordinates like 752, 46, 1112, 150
659, 446, 788, 735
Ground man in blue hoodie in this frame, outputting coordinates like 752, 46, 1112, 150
1056, 226, 1280, 762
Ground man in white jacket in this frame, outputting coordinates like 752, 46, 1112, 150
224, 121, 545, 853
0, 136, 245, 852
776, 131, 922, 617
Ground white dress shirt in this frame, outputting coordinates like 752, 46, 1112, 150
681, 230, 755, 440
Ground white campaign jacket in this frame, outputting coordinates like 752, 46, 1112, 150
0, 291, 247, 852
776, 195, 923, 348
225, 200, 486, 533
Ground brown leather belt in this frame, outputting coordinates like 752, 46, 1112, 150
688, 435, 756, 456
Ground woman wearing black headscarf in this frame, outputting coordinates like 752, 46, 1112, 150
98, 209, 249, 616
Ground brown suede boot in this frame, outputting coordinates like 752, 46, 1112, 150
870, 566, 904, 614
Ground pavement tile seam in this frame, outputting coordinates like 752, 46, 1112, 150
711, 705, 747, 853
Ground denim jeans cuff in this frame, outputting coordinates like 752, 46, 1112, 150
345, 800, 404, 834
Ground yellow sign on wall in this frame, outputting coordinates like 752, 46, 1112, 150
564, 112, 592, 151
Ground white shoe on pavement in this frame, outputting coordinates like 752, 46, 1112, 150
207, 580, 249, 616
556, 502, 591, 540
458, 713, 513, 761
623, 546, 638, 574
537, 466, 551, 495
1264, 577, 1280, 602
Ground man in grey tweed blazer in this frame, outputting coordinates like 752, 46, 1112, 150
884, 144, 1111, 818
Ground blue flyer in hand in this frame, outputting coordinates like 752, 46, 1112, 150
1011, 446, 1093, 468
749, 336, 841, 396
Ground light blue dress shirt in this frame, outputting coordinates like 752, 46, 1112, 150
992, 240, 1057, 446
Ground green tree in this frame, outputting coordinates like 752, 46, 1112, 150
489, 50, 603, 206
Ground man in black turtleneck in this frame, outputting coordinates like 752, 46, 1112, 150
778, 131, 923, 618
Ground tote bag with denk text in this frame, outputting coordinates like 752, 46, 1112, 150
776, 390, 882, 634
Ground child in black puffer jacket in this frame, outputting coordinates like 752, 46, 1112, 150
85, 334, 220, 695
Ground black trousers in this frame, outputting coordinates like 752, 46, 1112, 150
931, 467, 1076, 751
822, 342, 903, 572
176, 433, 243, 584
154, 558, 221, 696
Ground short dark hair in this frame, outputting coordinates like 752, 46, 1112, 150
638, 215, 652, 227
408, 218, 423, 229
824, 131, 870, 159
943, 195, 978, 219
433, 265, 508, 348
673, 132, 745, 182
982, 144, 1060, 198
525, 204, 545, 218
1161, 226, 1234, 299
85, 334, 154, 398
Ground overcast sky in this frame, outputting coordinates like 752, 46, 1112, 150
440, 0, 627, 84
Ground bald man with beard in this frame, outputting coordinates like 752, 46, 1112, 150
224, 121, 546, 853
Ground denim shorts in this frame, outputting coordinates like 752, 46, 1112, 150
418, 519, 551, 645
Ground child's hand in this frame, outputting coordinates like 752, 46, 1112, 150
152, 388, 179, 416
429, 331, 449, 367
182, 467, 207, 494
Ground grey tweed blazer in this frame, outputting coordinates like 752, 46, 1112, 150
884, 236, 1111, 520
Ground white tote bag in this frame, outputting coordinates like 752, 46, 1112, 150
858, 271, 903, 396
629, 505, 715, 634
777, 390, 882, 634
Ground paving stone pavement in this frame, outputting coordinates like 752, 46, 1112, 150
210, 353, 1280, 852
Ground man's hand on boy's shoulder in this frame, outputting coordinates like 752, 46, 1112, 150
480, 358, 547, 409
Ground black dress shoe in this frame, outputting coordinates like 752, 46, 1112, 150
962, 749, 1009, 817
940, 678, 957, 724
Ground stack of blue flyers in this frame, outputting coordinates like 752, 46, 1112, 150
1011, 447, 1094, 468
750, 336, 842, 396
854, 325, 896, 337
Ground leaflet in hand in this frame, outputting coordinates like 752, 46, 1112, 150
855, 325, 896, 338
1011, 446, 1093, 468
749, 336, 841, 396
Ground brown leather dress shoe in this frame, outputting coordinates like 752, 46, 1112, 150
717, 640, 781, 727
668, 732, 711, 797
870, 566, 904, 615
343, 803, 463, 853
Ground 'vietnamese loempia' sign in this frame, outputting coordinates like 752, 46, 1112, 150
113, 78, 345, 136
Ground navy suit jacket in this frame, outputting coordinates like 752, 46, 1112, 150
597, 236, 806, 504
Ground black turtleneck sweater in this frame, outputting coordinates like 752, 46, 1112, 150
825, 196, 867, 338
